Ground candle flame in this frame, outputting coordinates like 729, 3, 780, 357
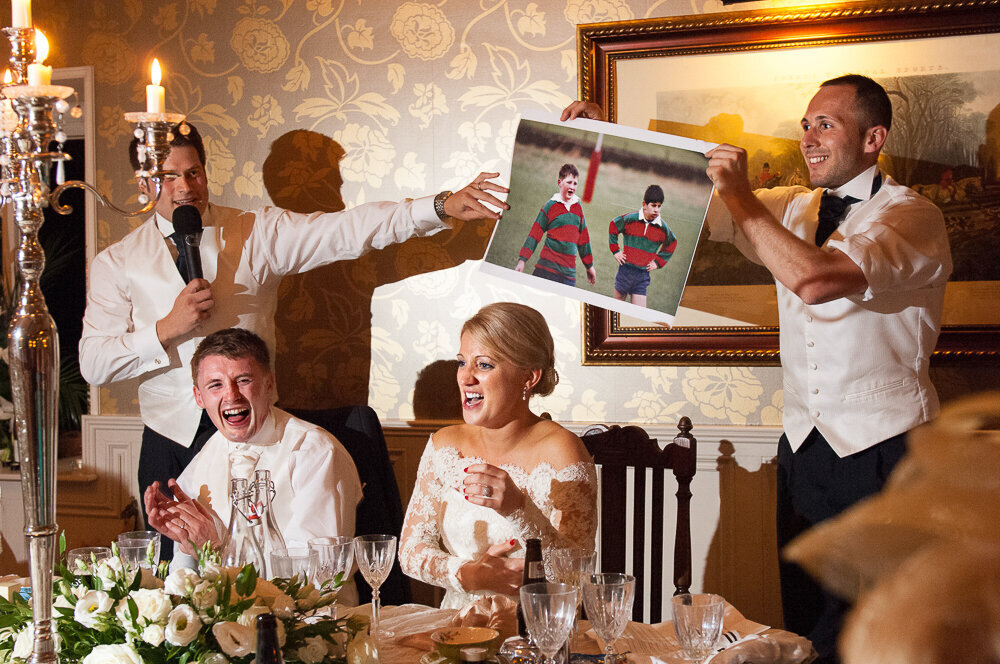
151, 59, 162, 87
3, 70, 11, 85
34, 30, 48, 63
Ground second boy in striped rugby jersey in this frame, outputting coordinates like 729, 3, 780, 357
608, 184, 678, 307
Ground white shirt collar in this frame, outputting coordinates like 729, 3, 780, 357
638, 209, 663, 227
551, 192, 580, 207
154, 204, 214, 238
828, 164, 880, 202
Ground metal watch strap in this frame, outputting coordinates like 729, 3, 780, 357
434, 190, 452, 220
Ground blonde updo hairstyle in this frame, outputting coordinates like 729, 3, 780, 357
461, 302, 559, 397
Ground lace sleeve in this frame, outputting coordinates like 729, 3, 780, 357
507, 461, 598, 552
398, 437, 467, 593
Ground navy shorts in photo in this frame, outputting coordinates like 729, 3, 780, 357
532, 265, 576, 287
614, 263, 651, 296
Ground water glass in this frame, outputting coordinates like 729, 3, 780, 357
270, 547, 318, 581
671, 593, 725, 662
66, 547, 112, 575
117, 530, 161, 568
354, 534, 397, 640
582, 573, 635, 664
547, 548, 596, 646
309, 536, 354, 617
518, 582, 577, 664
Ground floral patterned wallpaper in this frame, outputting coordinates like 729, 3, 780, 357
30, 0, 983, 431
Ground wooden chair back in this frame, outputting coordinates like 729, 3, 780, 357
581, 417, 696, 623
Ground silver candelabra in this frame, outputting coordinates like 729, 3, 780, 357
2, 26, 184, 664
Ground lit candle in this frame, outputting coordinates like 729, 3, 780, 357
26, 30, 51, 86
11, 0, 31, 29
146, 59, 165, 114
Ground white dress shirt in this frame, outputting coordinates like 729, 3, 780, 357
173, 407, 362, 567
707, 166, 953, 456
79, 197, 445, 445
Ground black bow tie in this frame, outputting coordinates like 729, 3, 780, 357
815, 192, 859, 246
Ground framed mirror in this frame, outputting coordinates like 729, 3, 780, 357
578, 0, 1000, 365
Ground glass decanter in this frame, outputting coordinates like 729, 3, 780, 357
221, 477, 265, 573
252, 469, 287, 578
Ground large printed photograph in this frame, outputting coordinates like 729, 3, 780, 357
481, 111, 715, 325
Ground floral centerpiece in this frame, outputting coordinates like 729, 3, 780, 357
0, 538, 368, 664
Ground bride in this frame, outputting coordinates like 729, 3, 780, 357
399, 302, 597, 609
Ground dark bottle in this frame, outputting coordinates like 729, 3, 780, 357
516, 538, 545, 638
256, 613, 284, 664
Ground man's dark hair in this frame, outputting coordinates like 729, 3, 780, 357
191, 328, 270, 384
558, 163, 579, 180
644, 184, 664, 205
820, 74, 893, 132
128, 122, 206, 171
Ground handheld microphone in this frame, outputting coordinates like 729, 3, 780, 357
171, 205, 204, 283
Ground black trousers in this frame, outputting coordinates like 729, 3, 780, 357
138, 411, 217, 560
776, 427, 907, 664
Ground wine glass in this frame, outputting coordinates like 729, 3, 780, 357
671, 593, 725, 662
354, 534, 397, 640
309, 536, 354, 618
582, 573, 636, 664
519, 582, 578, 664
547, 548, 597, 648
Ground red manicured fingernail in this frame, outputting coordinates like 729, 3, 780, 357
510, 539, 516, 546
463, 467, 469, 472
464, 495, 469, 501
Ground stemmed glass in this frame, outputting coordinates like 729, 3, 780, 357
354, 534, 396, 639
582, 573, 636, 664
547, 548, 597, 648
519, 582, 578, 664
309, 536, 354, 618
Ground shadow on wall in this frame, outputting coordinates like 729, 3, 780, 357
702, 439, 783, 630
262, 130, 496, 411
413, 360, 463, 422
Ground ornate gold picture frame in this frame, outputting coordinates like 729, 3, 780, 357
578, 0, 1000, 365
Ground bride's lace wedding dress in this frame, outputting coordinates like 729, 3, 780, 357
399, 436, 598, 609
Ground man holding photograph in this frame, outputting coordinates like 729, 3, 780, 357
564, 74, 952, 663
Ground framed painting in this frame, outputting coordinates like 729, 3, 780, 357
578, 0, 1000, 365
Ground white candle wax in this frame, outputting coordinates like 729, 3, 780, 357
27, 62, 50, 86
11, 0, 32, 28
146, 85, 165, 114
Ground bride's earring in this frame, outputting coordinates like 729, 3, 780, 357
522, 386, 529, 401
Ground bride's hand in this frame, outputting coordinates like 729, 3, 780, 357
456, 539, 524, 594
463, 463, 524, 516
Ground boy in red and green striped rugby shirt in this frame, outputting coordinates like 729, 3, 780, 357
609, 184, 678, 307
514, 163, 597, 287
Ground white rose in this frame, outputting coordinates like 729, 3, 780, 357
141, 623, 165, 647
212, 622, 255, 658
165, 604, 201, 647
74, 589, 114, 628
191, 580, 218, 610
130, 588, 172, 623
164, 568, 201, 597
296, 636, 327, 664
80, 643, 143, 664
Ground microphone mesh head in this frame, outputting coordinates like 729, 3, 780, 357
172, 205, 203, 235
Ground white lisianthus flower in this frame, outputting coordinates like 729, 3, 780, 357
270, 593, 295, 619
296, 635, 327, 664
54, 593, 75, 611
191, 580, 218, 610
141, 623, 165, 647
212, 621, 255, 658
237, 604, 271, 628
12, 626, 32, 659
95, 557, 124, 589
80, 643, 143, 664
130, 588, 172, 623
74, 589, 114, 628
200, 561, 223, 582
138, 568, 164, 590
165, 604, 201, 647
164, 567, 201, 597
295, 584, 320, 610
202, 653, 228, 664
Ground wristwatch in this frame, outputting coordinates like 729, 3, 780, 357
434, 190, 452, 220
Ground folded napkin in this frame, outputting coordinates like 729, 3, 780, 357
394, 595, 517, 651
702, 633, 816, 664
